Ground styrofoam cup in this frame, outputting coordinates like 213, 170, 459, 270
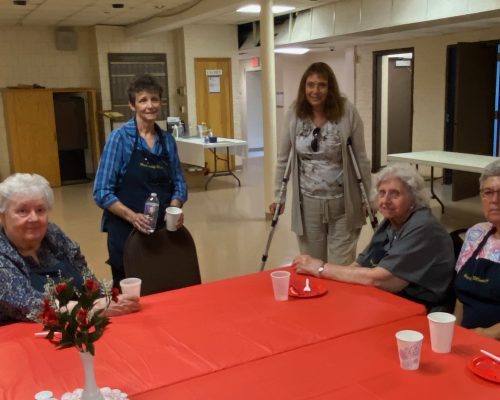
395, 330, 424, 370
270, 271, 291, 301
120, 277, 142, 297
166, 206, 182, 231
427, 312, 456, 353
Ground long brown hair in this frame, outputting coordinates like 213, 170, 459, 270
295, 62, 345, 122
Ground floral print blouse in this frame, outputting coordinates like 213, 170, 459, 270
0, 223, 94, 325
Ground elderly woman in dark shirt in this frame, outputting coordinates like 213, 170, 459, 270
294, 163, 455, 310
0, 173, 140, 325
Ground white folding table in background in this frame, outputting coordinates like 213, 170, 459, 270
387, 150, 498, 213
175, 137, 247, 190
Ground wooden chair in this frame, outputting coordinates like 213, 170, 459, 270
123, 226, 202, 296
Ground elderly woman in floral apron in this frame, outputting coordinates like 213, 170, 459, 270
93, 75, 187, 287
454, 159, 500, 340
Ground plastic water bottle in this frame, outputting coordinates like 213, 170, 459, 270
144, 193, 159, 233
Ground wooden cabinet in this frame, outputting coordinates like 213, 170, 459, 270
2, 88, 102, 187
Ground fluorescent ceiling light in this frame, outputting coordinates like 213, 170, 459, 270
272, 5, 295, 13
237, 4, 295, 13
275, 47, 310, 55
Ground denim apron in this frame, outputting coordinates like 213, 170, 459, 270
29, 258, 85, 293
102, 120, 173, 286
455, 227, 500, 328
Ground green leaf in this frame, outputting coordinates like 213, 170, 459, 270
87, 342, 95, 356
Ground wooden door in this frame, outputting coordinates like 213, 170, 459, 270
452, 42, 496, 200
3, 89, 61, 186
194, 58, 234, 171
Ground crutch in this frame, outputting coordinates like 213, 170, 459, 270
260, 149, 293, 272
346, 137, 378, 229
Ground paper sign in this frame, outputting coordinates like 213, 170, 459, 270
206, 69, 223, 76
209, 76, 221, 93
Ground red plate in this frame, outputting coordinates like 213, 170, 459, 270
288, 278, 328, 298
468, 355, 500, 383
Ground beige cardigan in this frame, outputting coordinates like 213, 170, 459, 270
274, 100, 371, 236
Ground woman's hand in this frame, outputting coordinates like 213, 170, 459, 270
176, 212, 184, 229
269, 202, 285, 215
473, 324, 500, 341
100, 294, 141, 317
293, 254, 325, 277
131, 212, 153, 234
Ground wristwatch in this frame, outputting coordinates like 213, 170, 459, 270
317, 262, 326, 277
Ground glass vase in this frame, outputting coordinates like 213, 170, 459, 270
79, 351, 105, 400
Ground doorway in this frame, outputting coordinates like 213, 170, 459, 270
443, 40, 499, 200
245, 70, 264, 156
372, 48, 414, 172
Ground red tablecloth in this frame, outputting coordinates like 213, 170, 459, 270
0, 269, 424, 399
132, 315, 500, 399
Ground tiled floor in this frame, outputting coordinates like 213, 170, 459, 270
49, 157, 485, 283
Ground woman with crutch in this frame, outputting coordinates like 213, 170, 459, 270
269, 62, 371, 266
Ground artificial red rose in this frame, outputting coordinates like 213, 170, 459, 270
55, 282, 67, 295
41, 299, 58, 325
77, 308, 88, 326
111, 287, 119, 303
84, 279, 100, 293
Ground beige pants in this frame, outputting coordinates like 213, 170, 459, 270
298, 194, 361, 265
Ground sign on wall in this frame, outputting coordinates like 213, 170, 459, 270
108, 53, 169, 121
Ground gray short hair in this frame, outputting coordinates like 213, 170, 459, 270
479, 159, 500, 189
371, 163, 430, 209
0, 173, 54, 213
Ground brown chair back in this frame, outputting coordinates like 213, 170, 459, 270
123, 226, 201, 296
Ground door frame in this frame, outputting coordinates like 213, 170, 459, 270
372, 47, 415, 172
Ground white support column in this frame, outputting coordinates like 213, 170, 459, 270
260, 0, 277, 216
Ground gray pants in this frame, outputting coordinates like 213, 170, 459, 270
298, 194, 361, 265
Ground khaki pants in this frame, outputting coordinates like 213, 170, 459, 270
298, 194, 361, 265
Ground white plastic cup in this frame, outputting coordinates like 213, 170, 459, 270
120, 277, 142, 297
427, 312, 456, 353
270, 271, 291, 301
165, 206, 183, 231
395, 330, 424, 370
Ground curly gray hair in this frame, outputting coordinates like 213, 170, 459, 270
371, 163, 430, 210
479, 159, 500, 189
0, 173, 54, 213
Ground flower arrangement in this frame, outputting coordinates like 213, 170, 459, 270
39, 274, 119, 355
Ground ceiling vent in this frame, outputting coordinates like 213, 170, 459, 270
55, 28, 77, 51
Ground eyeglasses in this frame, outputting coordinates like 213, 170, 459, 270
480, 188, 500, 200
377, 189, 402, 201
310, 128, 321, 152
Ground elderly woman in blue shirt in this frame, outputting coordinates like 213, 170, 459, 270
93, 74, 188, 287
0, 173, 140, 325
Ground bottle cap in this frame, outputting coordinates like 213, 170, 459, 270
151, 193, 157, 196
